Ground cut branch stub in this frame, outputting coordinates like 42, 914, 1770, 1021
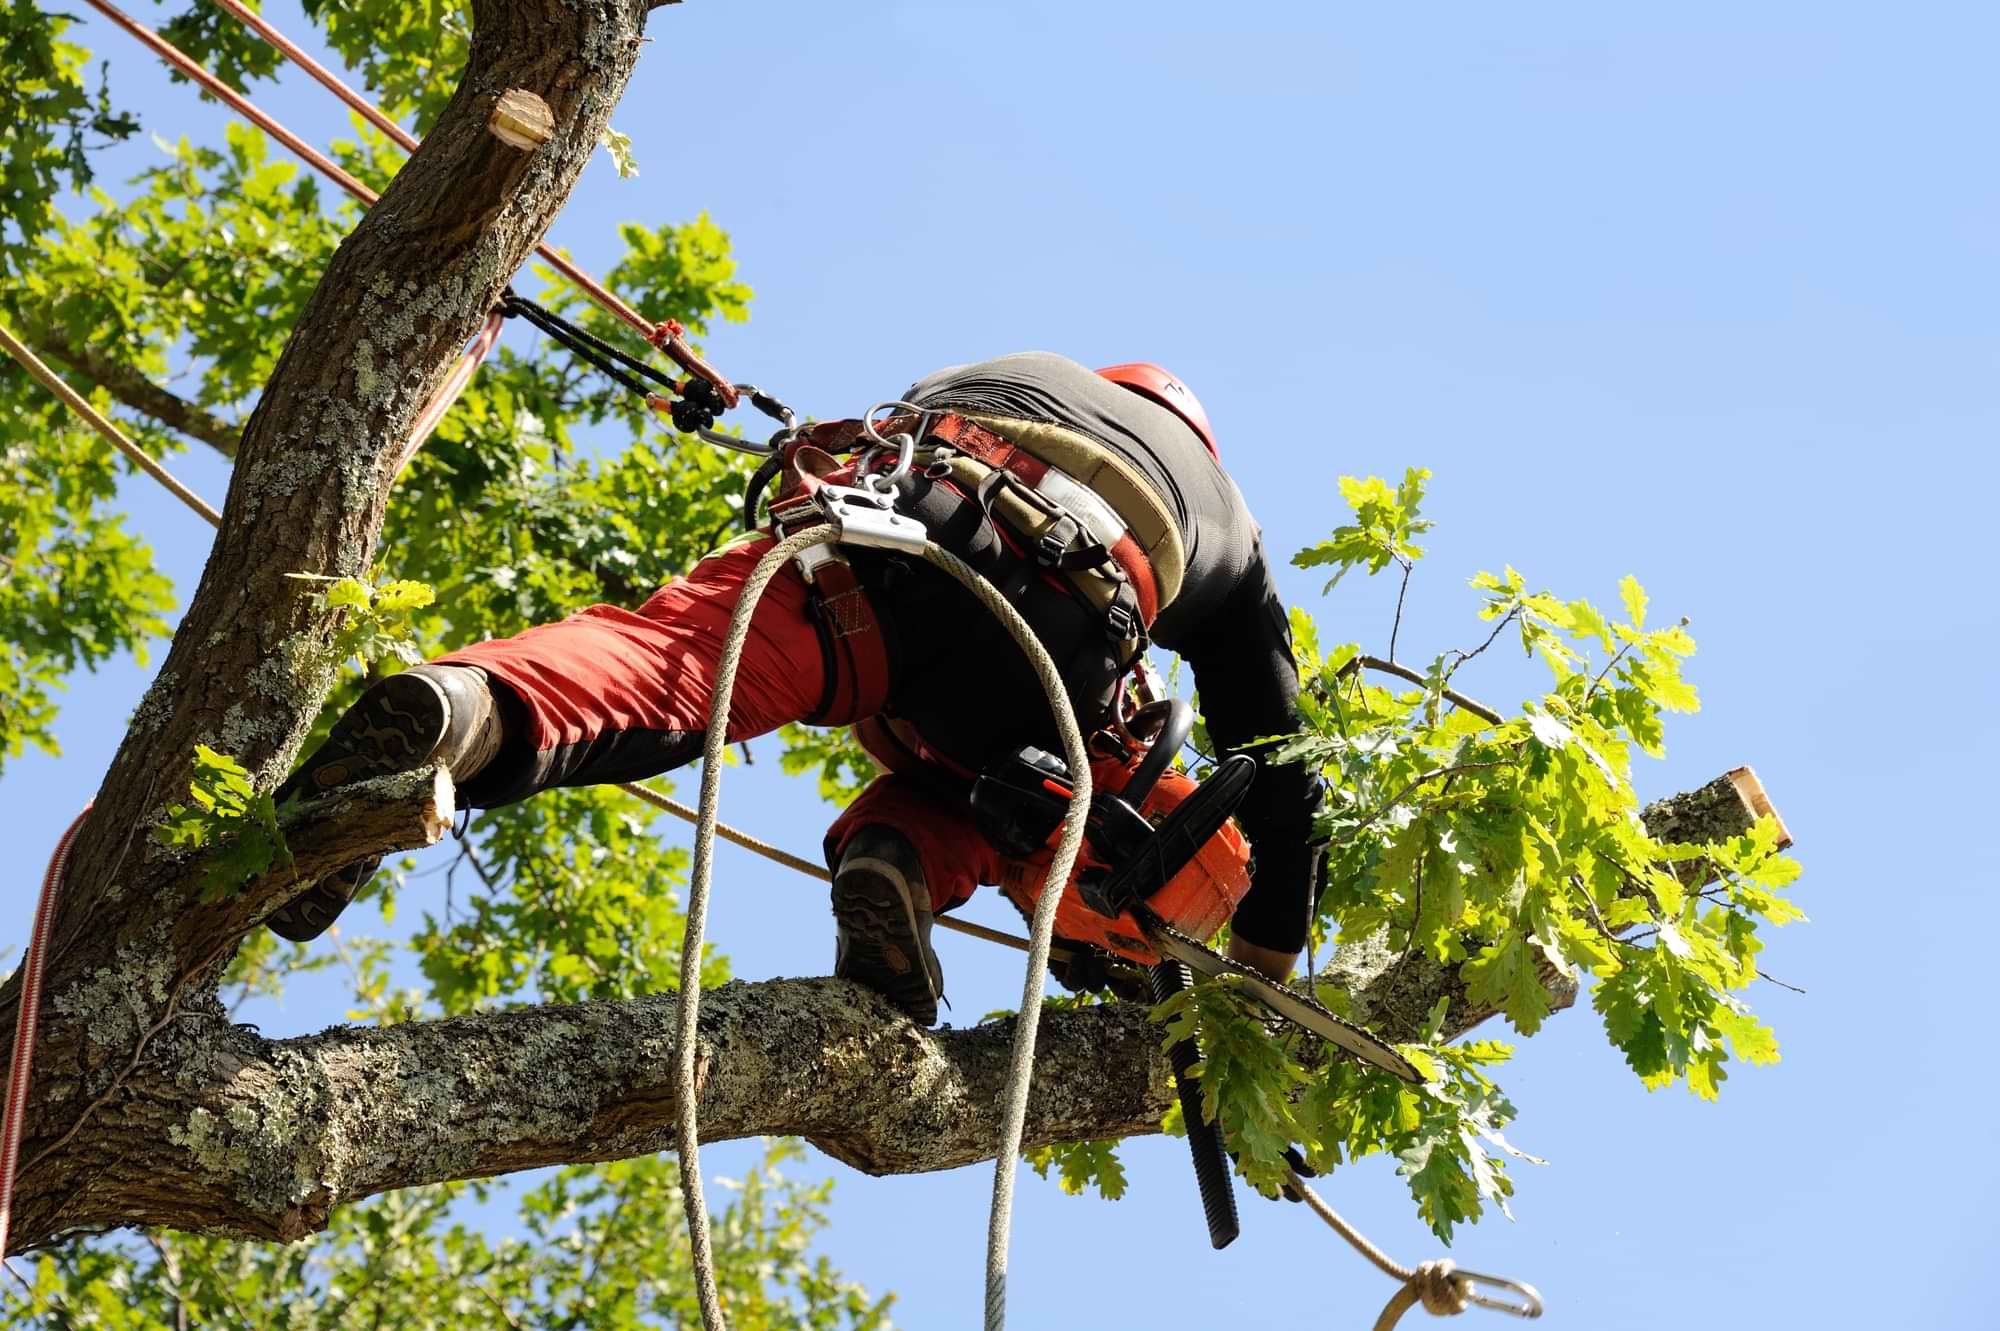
488, 89, 555, 150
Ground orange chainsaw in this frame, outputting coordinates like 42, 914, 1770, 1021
969, 699, 1420, 1249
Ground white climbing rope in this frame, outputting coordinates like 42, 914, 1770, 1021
670, 527, 1092, 1331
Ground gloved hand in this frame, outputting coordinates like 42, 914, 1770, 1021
1047, 941, 1150, 1002
1232, 1144, 1318, 1202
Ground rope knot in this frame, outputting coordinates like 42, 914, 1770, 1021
1412, 1260, 1470, 1317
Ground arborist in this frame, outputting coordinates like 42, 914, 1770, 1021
268, 352, 1321, 1025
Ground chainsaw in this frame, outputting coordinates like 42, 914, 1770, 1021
969, 698, 1420, 1248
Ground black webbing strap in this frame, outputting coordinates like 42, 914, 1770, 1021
499, 291, 679, 401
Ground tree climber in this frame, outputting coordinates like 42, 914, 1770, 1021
269, 352, 1321, 1025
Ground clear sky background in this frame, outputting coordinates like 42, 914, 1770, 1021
7, 1, 1998, 1326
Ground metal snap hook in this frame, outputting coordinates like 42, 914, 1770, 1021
1452, 1269, 1545, 1319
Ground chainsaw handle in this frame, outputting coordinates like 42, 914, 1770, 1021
1122, 697, 1194, 808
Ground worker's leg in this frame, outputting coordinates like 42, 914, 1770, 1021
820, 773, 1002, 1024
270, 536, 880, 940
439, 534, 880, 806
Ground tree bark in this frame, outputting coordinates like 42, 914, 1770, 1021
2, 762, 1779, 1253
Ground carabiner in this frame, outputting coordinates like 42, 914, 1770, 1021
1451, 1269, 1544, 1319
690, 382, 797, 457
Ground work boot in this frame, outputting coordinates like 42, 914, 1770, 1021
832, 826, 945, 1025
266, 664, 505, 943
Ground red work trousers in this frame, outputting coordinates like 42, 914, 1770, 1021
437, 536, 999, 911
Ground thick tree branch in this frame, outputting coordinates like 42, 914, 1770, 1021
20, 321, 241, 458
5, 981, 1170, 1248
186, 767, 457, 967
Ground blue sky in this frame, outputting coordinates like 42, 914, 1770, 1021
7, 1, 1998, 1326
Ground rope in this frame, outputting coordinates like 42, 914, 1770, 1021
0, 806, 92, 1264
395, 310, 505, 472
1287, 1167, 1543, 1328
86, 0, 379, 209
667, 529, 1093, 1331
0, 320, 223, 525
500, 294, 679, 401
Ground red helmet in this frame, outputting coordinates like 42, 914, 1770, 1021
1097, 362, 1219, 459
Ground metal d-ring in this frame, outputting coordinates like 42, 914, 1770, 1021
859, 398, 928, 492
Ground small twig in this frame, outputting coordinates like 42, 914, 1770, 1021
460, 841, 503, 894
1341, 655, 1504, 726
1332, 761, 1509, 847
1584, 638, 1636, 703
1756, 969, 1807, 995
0, 1252, 79, 1331
143, 1232, 189, 1331
1397, 848, 1427, 972
473, 1281, 525, 1331
1444, 605, 1519, 680
1387, 558, 1413, 664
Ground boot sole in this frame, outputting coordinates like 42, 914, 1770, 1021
267, 674, 451, 942
833, 857, 942, 1024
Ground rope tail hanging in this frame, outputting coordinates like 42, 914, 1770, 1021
669, 526, 1093, 1331
1286, 1166, 1544, 1328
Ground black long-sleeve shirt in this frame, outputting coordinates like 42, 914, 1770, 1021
879, 353, 1319, 953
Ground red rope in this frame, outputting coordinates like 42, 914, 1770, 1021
85, 0, 379, 209
0, 805, 92, 1262
202, 0, 660, 341
396, 309, 505, 471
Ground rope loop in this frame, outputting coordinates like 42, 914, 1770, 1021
1412, 1261, 1472, 1317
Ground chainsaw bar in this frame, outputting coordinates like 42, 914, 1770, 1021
1142, 917, 1422, 1083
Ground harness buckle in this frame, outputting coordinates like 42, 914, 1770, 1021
1035, 517, 1079, 566
815, 483, 929, 554
1104, 602, 1138, 643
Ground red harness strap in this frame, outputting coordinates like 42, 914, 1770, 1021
774, 413, 1163, 628
766, 445, 893, 722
